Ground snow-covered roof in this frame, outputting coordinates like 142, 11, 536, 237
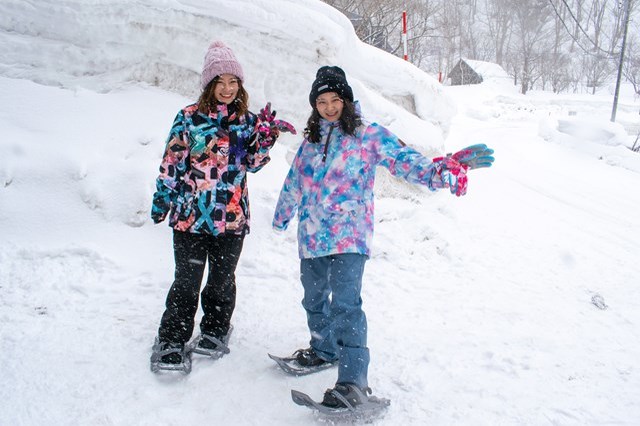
463, 59, 511, 82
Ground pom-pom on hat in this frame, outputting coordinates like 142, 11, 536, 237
201, 41, 244, 90
309, 65, 354, 106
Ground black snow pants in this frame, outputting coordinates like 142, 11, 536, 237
158, 230, 244, 345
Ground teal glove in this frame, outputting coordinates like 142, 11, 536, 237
451, 144, 494, 169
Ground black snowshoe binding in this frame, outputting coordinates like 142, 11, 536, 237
292, 382, 390, 421
188, 326, 233, 360
321, 383, 374, 408
268, 347, 337, 376
150, 338, 192, 374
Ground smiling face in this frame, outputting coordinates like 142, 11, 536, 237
315, 92, 344, 122
214, 74, 240, 104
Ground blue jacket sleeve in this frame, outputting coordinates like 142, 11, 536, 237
365, 123, 441, 190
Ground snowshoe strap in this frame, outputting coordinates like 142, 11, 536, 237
202, 334, 230, 354
150, 344, 183, 364
155, 346, 182, 357
330, 388, 357, 412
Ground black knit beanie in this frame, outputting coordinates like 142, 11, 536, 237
309, 66, 354, 107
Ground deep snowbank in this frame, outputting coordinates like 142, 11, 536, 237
0, 0, 455, 151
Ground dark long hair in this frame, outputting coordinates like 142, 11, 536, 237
303, 98, 362, 143
197, 76, 249, 116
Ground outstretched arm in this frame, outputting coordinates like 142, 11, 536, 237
368, 124, 494, 196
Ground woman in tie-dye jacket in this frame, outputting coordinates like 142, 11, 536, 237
272, 66, 494, 409
149, 41, 295, 373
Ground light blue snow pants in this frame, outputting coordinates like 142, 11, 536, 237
300, 253, 369, 388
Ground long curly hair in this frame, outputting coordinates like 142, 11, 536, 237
197, 76, 249, 116
304, 98, 362, 143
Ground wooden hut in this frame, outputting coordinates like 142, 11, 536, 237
447, 59, 483, 85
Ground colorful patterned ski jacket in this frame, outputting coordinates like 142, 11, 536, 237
273, 108, 451, 259
152, 102, 276, 235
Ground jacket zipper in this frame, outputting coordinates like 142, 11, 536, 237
322, 124, 336, 162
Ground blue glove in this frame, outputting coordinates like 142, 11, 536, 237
451, 144, 494, 169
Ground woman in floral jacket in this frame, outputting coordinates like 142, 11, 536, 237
150, 41, 295, 373
272, 65, 493, 408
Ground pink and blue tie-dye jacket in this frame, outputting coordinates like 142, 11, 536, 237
152, 102, 277, 235
273, 110, 452, 259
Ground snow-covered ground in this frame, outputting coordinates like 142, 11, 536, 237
2, 1, 640, 425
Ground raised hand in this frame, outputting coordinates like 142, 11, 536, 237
451, 143, 494, 169
259, 102, 297, 135
258, 102, 276, 123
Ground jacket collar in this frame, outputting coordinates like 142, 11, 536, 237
210, 101, 239, 127
214, 102, 237, 118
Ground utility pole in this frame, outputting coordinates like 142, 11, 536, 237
611, 0, 631, 122
402, 10, 408, 61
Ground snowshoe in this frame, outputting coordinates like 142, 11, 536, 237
291, 383, 390, 422
268, 347, 337, 376
188, 325, 233, 360
150, 338, 192, 374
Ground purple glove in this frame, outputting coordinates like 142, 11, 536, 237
258, 102, 297, 135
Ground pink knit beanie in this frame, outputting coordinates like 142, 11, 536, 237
201, 41, 244, 90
